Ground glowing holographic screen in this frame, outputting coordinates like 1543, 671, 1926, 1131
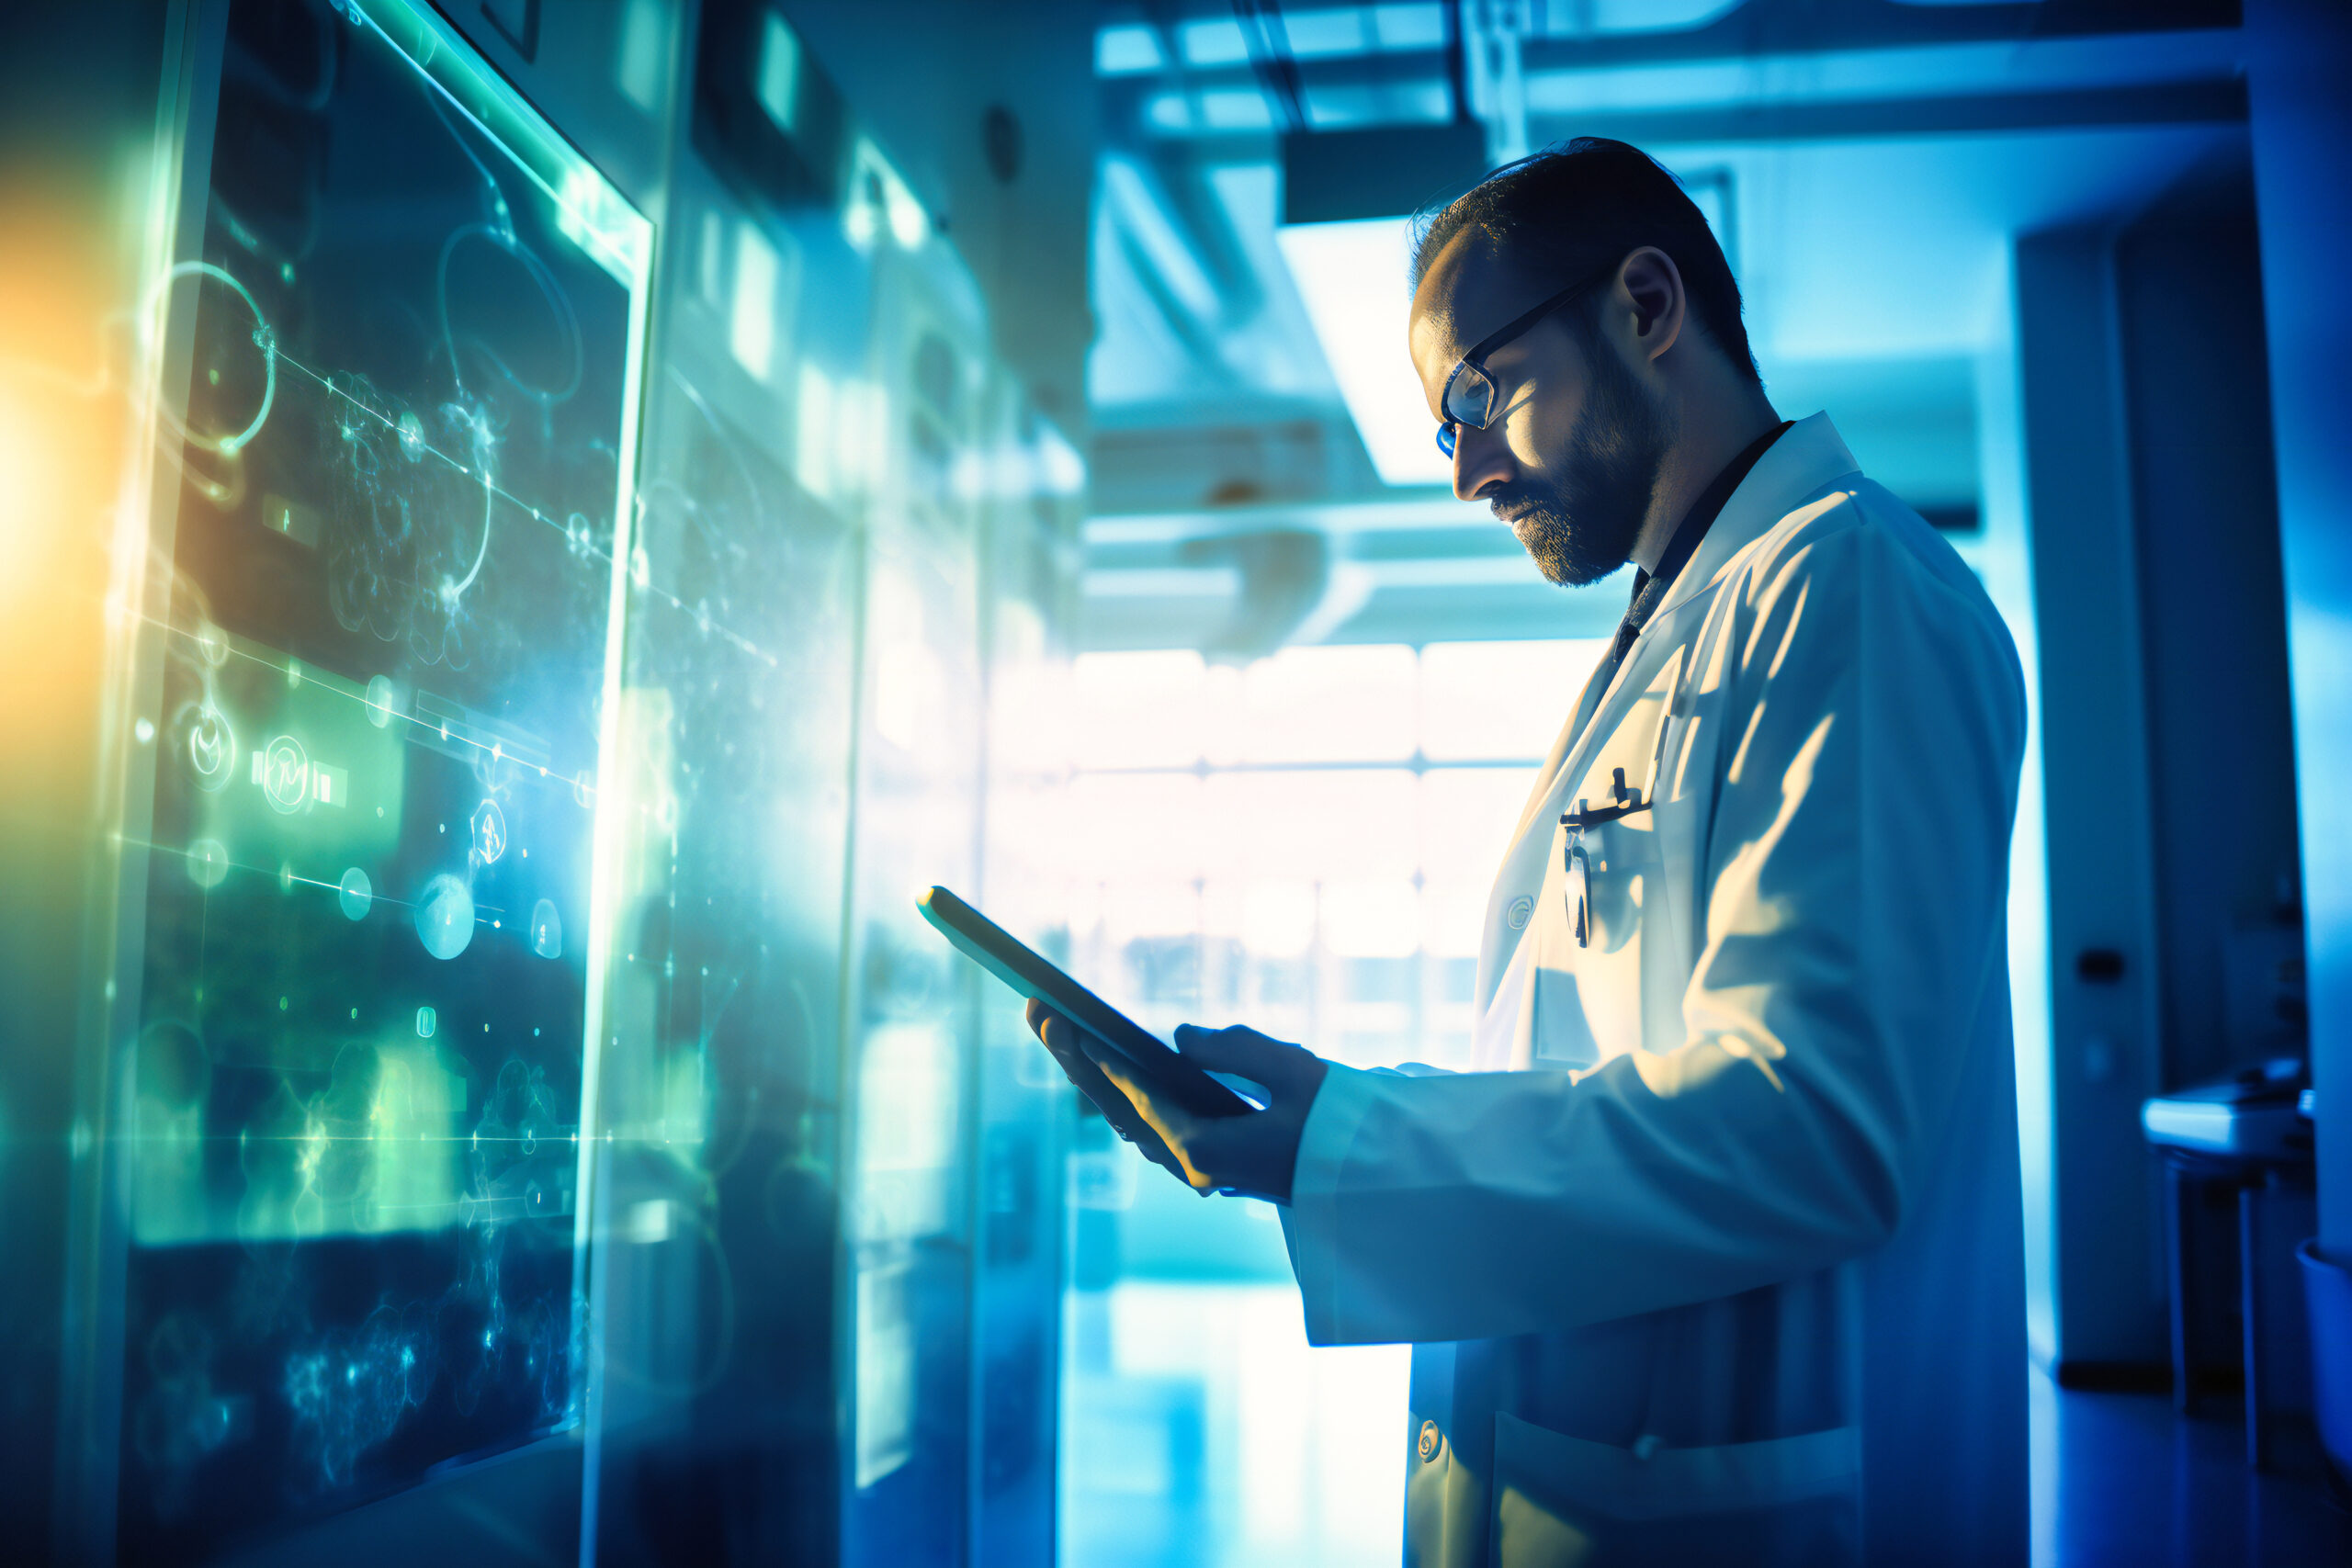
108, 0, 647, 1553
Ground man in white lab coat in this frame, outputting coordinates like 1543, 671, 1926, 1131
1033, 138, 2028, 1566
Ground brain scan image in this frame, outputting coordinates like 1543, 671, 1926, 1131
413, 874, 477, 962
469, 798, 507, 865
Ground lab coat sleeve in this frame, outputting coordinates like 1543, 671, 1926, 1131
1278, 507, 2026, 1346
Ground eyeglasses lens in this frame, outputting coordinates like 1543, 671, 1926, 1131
1446, 363, 1495, 427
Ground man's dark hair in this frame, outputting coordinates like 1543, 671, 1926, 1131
1412, 138, 1758, 380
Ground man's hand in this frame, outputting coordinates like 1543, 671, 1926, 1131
1024, 999, 1329, 1203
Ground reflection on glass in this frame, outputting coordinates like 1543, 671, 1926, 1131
110, 0, 639, 1552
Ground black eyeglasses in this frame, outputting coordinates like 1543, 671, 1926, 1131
1434, 264, 1617, 458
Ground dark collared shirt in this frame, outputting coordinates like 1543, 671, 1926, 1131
1596, 419, 1793, 686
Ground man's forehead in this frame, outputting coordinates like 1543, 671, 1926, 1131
1410, 232, 1549, 363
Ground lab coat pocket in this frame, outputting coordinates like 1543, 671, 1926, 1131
1534, 814, 1662, 1059
1487, 1411, 1860, 1568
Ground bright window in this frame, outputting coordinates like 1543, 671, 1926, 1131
1057, 638, 1603, 1071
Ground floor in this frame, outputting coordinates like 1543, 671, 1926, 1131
1061, 1280, 2352, 1567
2031, 1371, 2352, 1566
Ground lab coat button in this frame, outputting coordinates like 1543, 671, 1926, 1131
1418, 1420, 1442, 1462
1505, 895, 1533, 931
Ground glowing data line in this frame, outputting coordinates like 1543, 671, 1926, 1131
107, 1134, 568, 1147
139, 610, 601, 803
135, 607, 744, 833
270, 347, 781, 668
115, 832, 421, 911
273, 349, 610, 565
149, 260, 278, 456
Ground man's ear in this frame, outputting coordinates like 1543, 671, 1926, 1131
1617, 245, 1686, 365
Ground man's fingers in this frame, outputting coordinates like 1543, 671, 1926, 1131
1078, 1034, 1199, 1143
1036, 1011, 1139, 1120
1076, 1034, 1218, 1189
1034, 1014, 1187, 1177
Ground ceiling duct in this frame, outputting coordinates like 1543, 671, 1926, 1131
1281, 119, 1488, 226
1179, 527, 1333, 660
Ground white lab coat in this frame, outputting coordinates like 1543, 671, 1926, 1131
1279, 414, 2029, 1567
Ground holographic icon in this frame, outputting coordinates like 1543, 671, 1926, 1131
470, 798, 507, 865
187, 839, 229, 889
529, 898, 562, 960
195, 620, 230, 667
413, 874, 475, 961
187, 706, 236, 794
397, 410, 425, 460
337, 867, 372, 920
259, 734, 311, 814
416, 1006, 436, 1039
571, 771, 594, 808
365, 674, 400, 729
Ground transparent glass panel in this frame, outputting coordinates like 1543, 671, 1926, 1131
116, 2, 647, 1551
1068, 773, 1206, 883
1200, 769, 1418, 882
1214, 644, 1418, 764
1419, 765, 1544, 882
1419, 638, 1609, 761
1070, 649, 1208, 768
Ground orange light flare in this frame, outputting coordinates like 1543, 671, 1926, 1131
0, 180, 138, 818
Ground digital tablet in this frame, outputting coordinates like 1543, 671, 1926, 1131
916, 886, 1255, 1119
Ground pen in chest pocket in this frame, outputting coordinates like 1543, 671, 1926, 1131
1560, 767, 1651, 948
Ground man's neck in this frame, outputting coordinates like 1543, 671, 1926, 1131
1627, 389, 1784, 575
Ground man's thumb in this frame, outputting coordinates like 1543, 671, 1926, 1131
1172, 1023, 1314, 1086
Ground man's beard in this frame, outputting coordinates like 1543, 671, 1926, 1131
1492, 337, 1676, 588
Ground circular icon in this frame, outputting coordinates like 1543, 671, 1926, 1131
259, 735, 310, 815
365, 674, 400, 729
187, 706, 236, 793
415, 1005, 437, 1039
529, 897, 562, 960
337, 867, 372, 921
187, 838, 229, 889
470, 799, 508, 865
1505, 894, 1534, 931
413, 874, 475, 961
1418, 1420, 1442, 1463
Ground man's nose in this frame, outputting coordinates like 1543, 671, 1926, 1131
1451, 423, 1514, 502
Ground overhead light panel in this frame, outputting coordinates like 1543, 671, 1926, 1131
1275, 216, 1453, 487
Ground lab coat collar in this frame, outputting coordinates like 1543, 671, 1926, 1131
1475, 412, 1865, 1010
1555, 412, 1860, 777
1650, 411, 1861, 626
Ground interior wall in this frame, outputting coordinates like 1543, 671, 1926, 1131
778, 0, 1096, 435
2246, 0, 2352, 1256
2014, 222, 2170, 1371
2112, 156, 2302, 1093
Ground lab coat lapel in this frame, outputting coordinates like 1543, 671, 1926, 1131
1474, 414, 1864, 1014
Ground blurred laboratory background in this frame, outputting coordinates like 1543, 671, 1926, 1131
1, 1, 2348, 1564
